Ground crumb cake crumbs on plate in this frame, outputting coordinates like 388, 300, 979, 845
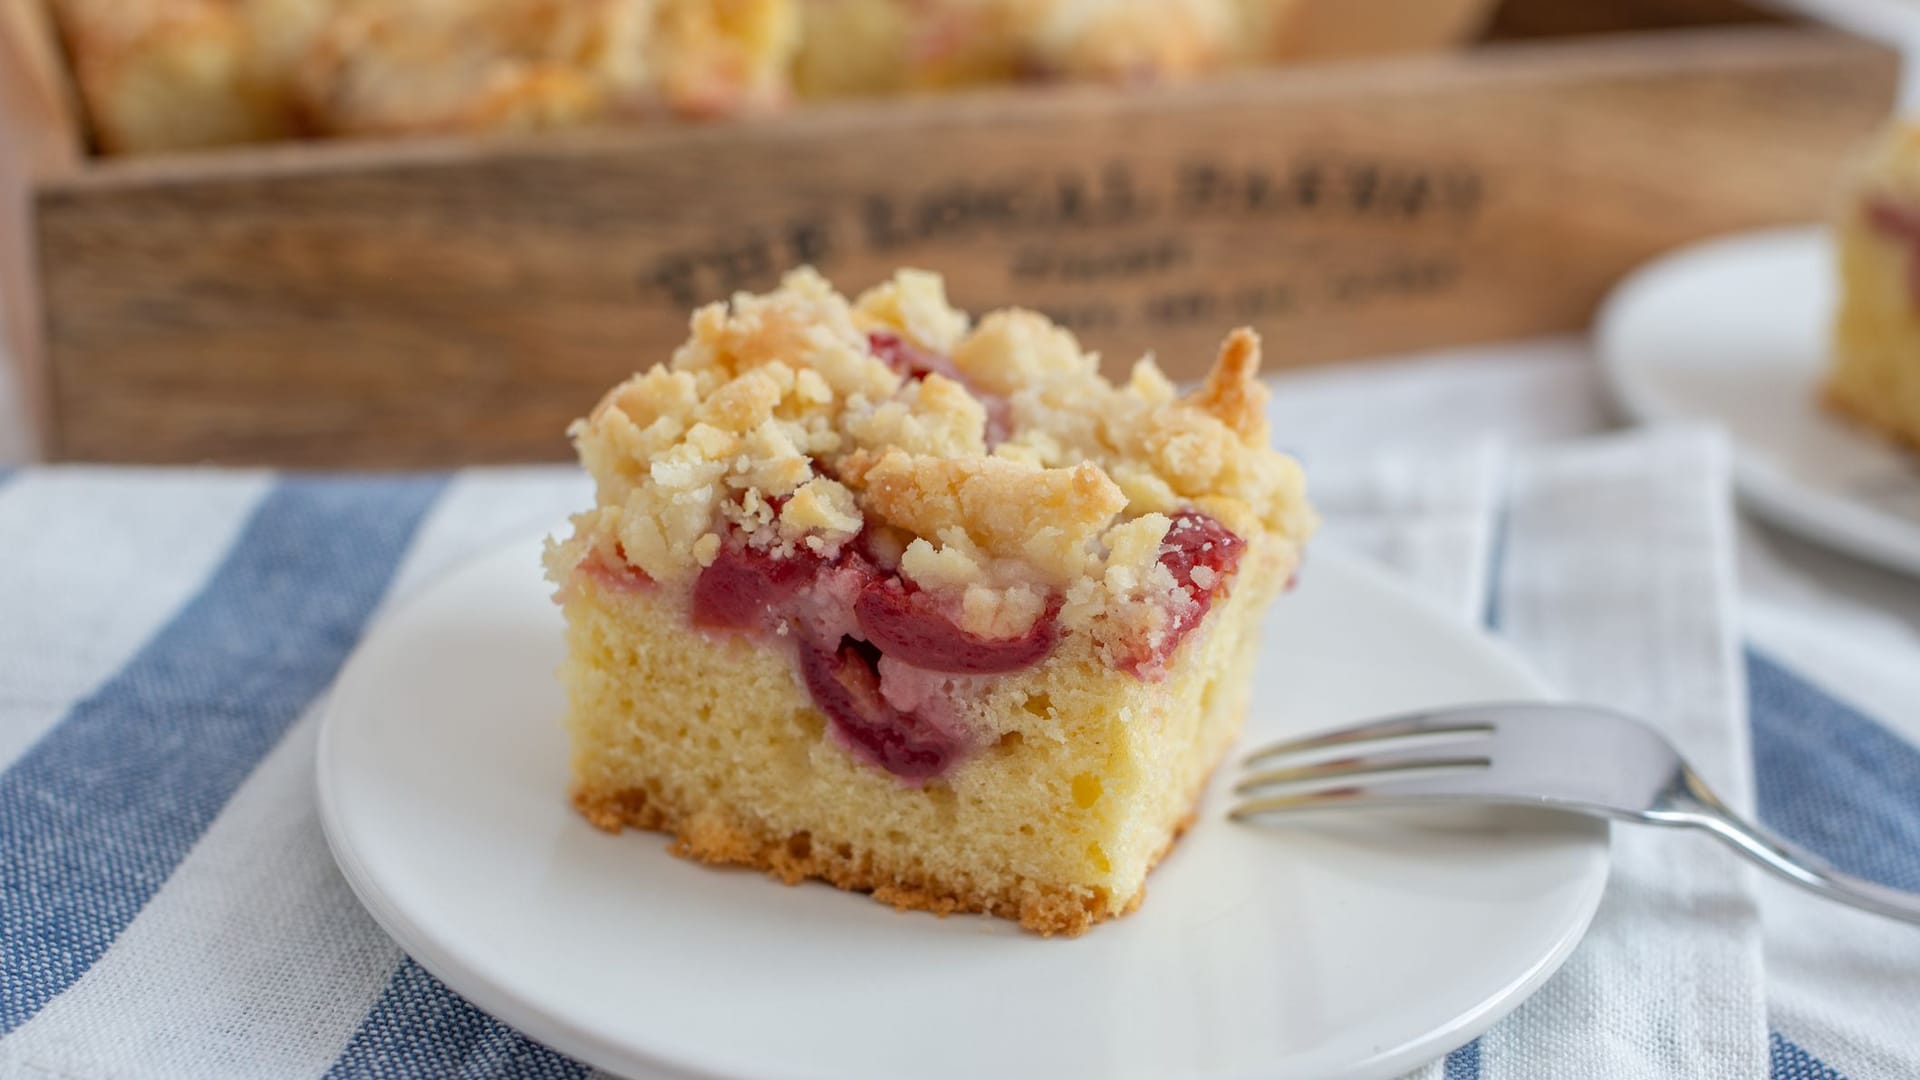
545, 267, 1315, 935
1831, 120, 1920, 453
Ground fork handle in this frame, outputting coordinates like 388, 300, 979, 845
1656, 769, 1920, 926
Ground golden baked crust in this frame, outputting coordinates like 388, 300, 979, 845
574, 780, 1201, 935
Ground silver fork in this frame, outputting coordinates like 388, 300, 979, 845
1230, 703, 1920, 925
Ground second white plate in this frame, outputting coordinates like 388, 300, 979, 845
1600, 226, 1920, 577
318, 539, 1608, 1080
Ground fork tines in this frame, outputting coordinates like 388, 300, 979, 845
1229, 712, 1496, 819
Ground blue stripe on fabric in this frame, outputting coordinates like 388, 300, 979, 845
1772, 1031, 1852, 1080
1747, 650, 1920, 891
324, 960, 588, 1080
1444, 1039, 1482, 1079
0, 475, 447, 1034
1480, 501, 1511, 632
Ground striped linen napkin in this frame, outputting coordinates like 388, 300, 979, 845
0, 428, 1914, 1079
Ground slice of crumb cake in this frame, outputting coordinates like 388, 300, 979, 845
1831, 121, 1920, 451
546, 268, 1315, 935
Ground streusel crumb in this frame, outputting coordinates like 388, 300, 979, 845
568, 267, 1314, 633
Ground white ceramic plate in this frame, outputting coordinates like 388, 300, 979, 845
1599, 226, 1920, 577
317, 538, 1609, 1080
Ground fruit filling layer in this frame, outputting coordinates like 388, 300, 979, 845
660, 506, 1237, 780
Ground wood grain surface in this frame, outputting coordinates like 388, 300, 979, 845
0, 0, 79, 454
15, 17, 1903, 466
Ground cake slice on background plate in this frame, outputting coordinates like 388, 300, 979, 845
546, 267, 1315, 935
1830, 119, 1920, 452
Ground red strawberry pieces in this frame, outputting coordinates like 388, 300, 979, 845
796, 638, 961, 781
691, 542, 820, 632
854, 578, 1058, 675
1119, 510, 1246, 678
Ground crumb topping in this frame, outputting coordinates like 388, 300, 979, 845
567, 266, 1314, 639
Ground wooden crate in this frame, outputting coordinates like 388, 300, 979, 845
0, 0, 1900, 466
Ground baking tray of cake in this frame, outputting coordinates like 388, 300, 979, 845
0, 0, 1900, 467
